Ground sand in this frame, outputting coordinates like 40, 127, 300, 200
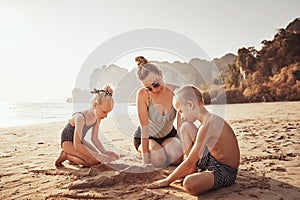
1, 101, 300, 199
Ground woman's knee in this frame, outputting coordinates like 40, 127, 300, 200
163, 138, 183, 165
149, 149, 167, 167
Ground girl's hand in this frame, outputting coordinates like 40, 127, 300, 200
98, 153, 114, 164
105, 151, 119, 160
147, 178, 170, 189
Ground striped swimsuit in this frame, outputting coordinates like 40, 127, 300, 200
197, 147, 238, 190
133, 93, 178, 150
147, 94, 177, 138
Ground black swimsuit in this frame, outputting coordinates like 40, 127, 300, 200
60, 112, 97, 146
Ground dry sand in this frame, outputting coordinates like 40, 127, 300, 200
0, 101, 299, 199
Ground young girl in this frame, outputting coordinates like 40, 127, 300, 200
55, 85, 119, 167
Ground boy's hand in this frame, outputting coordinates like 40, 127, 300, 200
147, 178, 170, 189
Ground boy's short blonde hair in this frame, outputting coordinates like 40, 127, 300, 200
174, 85, 204, 106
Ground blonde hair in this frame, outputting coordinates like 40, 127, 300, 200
135, 56, 161, 80
174, 85, 204, 106
90, 85, 114, 105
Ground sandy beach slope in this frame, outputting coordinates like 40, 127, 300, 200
0, 101, 299, 199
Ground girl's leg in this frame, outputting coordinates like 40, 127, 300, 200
179, 121, 198, 157
55, 150, 67, 167
65, 153, 86, 166
162, 137, 183, 165
55, 149, 86, 166
62, 141, 98, 167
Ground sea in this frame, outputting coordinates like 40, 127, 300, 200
0, 102, 139, 128
0, 101, 299, 128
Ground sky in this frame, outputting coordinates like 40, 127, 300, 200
0, 0, 299, 103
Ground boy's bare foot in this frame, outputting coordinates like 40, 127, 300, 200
55, 151, 67, 167
163, 169, 172, 176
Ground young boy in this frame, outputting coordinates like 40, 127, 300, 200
148, 85, 240, 195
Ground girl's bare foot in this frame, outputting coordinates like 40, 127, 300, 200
55, 151, 67, 167
67, 160, 75, 165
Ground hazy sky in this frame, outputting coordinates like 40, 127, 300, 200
0, 0, 299, 102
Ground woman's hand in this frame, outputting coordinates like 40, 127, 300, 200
147, 178, 171, 189
142, 152, 151, 165
105, 151, 119, 160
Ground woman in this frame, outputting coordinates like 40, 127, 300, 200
133, 56, 183, 167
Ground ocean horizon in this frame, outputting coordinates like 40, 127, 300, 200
0, 102, 138, 128
0, 101, 298, 128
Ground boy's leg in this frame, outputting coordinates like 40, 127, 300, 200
179, 121, 198, 157
183, 171, 215, 195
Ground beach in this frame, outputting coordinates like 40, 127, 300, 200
0, 101, 300, 199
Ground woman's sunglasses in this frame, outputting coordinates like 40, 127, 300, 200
145, 81, 160, 92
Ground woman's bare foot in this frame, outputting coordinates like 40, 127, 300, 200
55, 151, 67, 167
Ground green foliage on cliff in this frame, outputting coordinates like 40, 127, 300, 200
222, 18, 300, 103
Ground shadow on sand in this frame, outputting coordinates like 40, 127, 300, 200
199, 169, 300, 200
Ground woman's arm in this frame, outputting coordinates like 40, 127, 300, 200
137, 88, 151, 164
141, 126, 150, 164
